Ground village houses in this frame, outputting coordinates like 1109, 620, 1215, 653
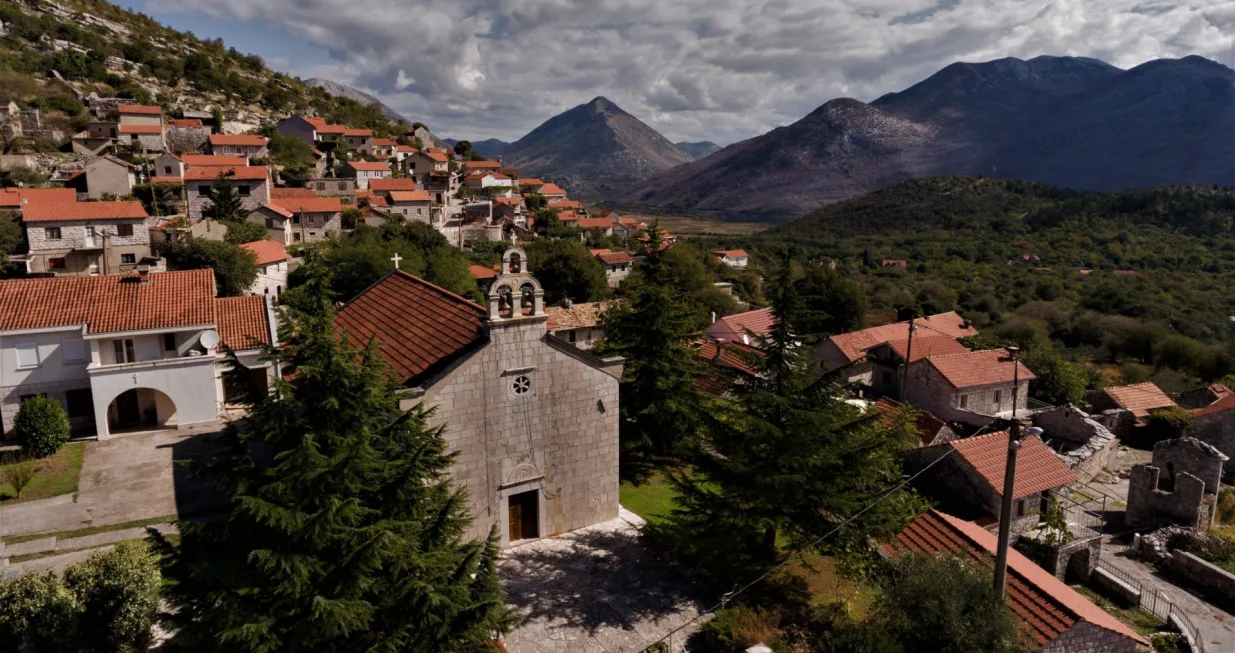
544, 301, 611, 350
185, 166, 271, 221
904, 348, 1038, 427
341, 161, 391, 190
208, 133, 269, 159
249, 196, 343, 244
241, 240, 293, 299
71, 155, 138, 200
386, 190, 434, 223
19, 201, 156, 276
593, 249, 633, 287
712, 249, 749, 268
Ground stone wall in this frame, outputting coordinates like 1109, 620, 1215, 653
1090, 408, 1136, 440
186, 178, 270, 221
1168, 550, 1235, 604
164, 126, 210, 153
1035, 405, 1120, 483
1041, 620, 1138, 653
1193, 408, 1235, 474
1127, 467, 1214, 530
1092, 566, 1141, 606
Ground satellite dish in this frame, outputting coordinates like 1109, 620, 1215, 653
199, 330, 220, 350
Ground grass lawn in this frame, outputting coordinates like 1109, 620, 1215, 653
1071, 585, 1165, 637
619, 471, 679, 524
2, 514, 176, 545
0, 443, 85, 504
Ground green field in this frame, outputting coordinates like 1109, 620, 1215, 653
0, 443, 86, 504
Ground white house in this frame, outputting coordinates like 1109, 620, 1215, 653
464, 172, 513, 189
0, 269, 277, 440
241, 240, 293, 299
341, 161, 391, 190
713, 249, 749, 268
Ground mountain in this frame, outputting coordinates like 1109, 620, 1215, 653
499, 97, 695, 200
442, 138, 509, 157
618, 55, 1235, 221
676, 141, 722, 158
305, 78, 444, 146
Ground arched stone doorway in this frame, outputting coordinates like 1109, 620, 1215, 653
106, 388, 178, 434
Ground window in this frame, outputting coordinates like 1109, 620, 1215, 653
198, 186, 210, 196
882, 371, 893, 385
1016, 499, 1026, 518
117, 224, 134, 237
236, 185, 251, 196
120, 253, 136, 265
958, 394, 968, 408
338, 182, 346, 191
568, 330, 577, 343
993, 390, 1002, 404
15, 343, 39, 368
293, 233, 302, 242
309, 231, 317, 238
163, 333, 177, 352
61, 339, 86, 363
265, 218, 274, 229
510, 374, 532, 397
164, 165, 172, 175
113, 338, 135, 364
48, 257, 67, 270
292, 215, 300, 224
45, 227, 61, 240
65, 389, 92, 419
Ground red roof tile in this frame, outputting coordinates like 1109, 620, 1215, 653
1102, 382, 1176, 419
241, 240, 290, 266
1194, 392, 1235, 417
886, 510, 1146, 647
347, 161, 390, 172
596, 251, 633, 265
518, 178, 544, 187
184, 166, 268, 181
180, 154, 248, 167
548, 199, 582, 209
261, 203, 293, 219
270, 187, 319, 199
923, 349, 1036, 389
150, 176, 183, 185
424, 152, 449, 163
715, 307, 776, 340
370, 138, 396, 147
464, 160, 501, 169
0, 188, 78, 207
117, 104, 162, 115
0, 269, 216, 334
712, 249, 748, 258
826, 312, 978, 364
343, 128, 372, 137
209, 134, 268, 147
949, 431, 1076, 499
388, 190, 432, 203
165, 118, 202, 128
540, 183, 567, 196
269, 197, 342, 214
696, 340, 761, 376
22, 201, 147, 223
118, 124, 164, 134
545, 301, 612, 330
877, 334, 970, 362
874, 398, 951, 446
335, 271, 488, 385
469, 264, 498, 280
368, 178, 418, 192
215, 295, 272, 351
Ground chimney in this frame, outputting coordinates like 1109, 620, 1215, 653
136, 264, 151, 285
710, 311, 717, 324
565, 298, 573, 311
713, 338, 725, 362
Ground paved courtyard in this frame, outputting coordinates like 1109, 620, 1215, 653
500, 509, 711, 653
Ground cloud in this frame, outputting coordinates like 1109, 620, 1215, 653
145, 0, 1235, 144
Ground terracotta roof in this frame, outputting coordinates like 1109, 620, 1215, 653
395, 145, 418, 153
335, 270, 488, 385
715, 307, 776, 340
469, 264, 498, 280
370, 138, 396, 147
0, 269, 216, 334
712, 249, 748, 258
368, 178, 418, 192
924, 349, 1037, 389
209, 134, 268, 147
494, 197, 522, 206
347, 161, 390, 172
619, 217, 642, 227
269, 197, 342, 214
271, 187, 319, 199
241, 240, 290, 266
184, 166, 268, 181
696, 339, 761, 376
315, 123, 347, 135
424, 152, 448, 163
260, 203, 294, 219
577, 218, 615, 229
304, 117, 329, 129
343, 128, 373, 137
1102, 382, 1176, 419
215, 295, 272, 351
518, 178, 544, 187
367, 195, 388, 207
180, 154, 248, 167
464, 160, 501, 169
886, 510, 1146, 647
118, 124, 164, 134
694, 340, 763, 396
388, 190, 432, 203
166, 118, 202, 128
150, 176, 183, 185
540, 183, 567, 196
876, 334, 970, 362
545, 301, 612, 331
0, 188, 78, 207
949, 431, 1076, 499
22, 201, 147, 223
548, 199, 582, 209
1196, 392, 1235, 417
826, 312, 979, 365
557, 211, 579, 222
873, 398, 949, 446
117, 104, 162, 115
597, 251, 633, 265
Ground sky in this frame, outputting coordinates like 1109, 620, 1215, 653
116, 0, 1235, 145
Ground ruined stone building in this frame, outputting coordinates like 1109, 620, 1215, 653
1127, 437, 1227, 531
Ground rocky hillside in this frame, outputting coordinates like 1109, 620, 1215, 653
676, 141, 721, 158
305, 78, 444, 145
499, 96, 694, 201
618, 55, 1235, 221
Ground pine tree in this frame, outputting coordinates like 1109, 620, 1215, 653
596, 224, 708, 470
669, 253, 925, 576
203, 172, 245, 223
152, 260, 514, 653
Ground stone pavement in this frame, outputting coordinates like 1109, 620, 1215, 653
500, 508, 711, 653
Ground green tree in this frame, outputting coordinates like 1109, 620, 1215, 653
526, 239, 609, 305
152, 262, 514, 652
64, 542, 161, 653
166, 239, 258, 297
524, 193, 548, 211
452, 140, 472, 158
0, 572, 80, 653
0, 211, 21, 266
795, 267, 867, 336
1021, 347, 1086, 406
268, 132, 317, 168
15, 395, 71, 458
202, 173, 245, 223
223, 219, 268, 244
341, 207, 363, 230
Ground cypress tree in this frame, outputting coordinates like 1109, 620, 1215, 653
203, 172, 245, 223
152, 261, 514, 653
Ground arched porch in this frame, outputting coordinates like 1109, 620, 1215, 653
106, 387, 178, 434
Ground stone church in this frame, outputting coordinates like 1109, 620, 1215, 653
336, 247, 622, 546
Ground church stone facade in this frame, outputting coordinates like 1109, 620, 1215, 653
337, 247, 623, 546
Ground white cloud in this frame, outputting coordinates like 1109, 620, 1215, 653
146, 0, 1235, 144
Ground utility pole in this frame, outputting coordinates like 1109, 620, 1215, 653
992, 420, 1021, 598
899, 315, 917, 401
1009, 346, 1020, 420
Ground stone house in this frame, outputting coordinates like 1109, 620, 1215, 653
1192, 393, 1235, 466
21, 201, 155, 276
712, 249, 749, 268
184, 166, 271, 221
544, 301, 611, 350
335, 247, 623, 546
305, 177, 357, 205
887, 510, 1147, 652
593, 250, 633, 288
0, 270, 276, 439
576, 218, 615, 235
904, 349, 1036, 427
406, 150, 451, 181
340, 161, 391, 190
386, 190, 434, 223
87, 121, 120, 140
116, 104, 162, 127
241, 239, 293, 299
76, 154, 137, 200
905, 430, 1077, 534
1034, 405, 1121, 484
1089, 382, 1176, 423
117, 124, 166, 153
208, 134, 269, 159
1127, 437, 1228, 531
814, 312, 978, 386
248, 196, 343, 245
858, 334, 970, 400
368, 177, 418, 195
369, 138, 396, 158
163, 118, 210, 153
153, 153, 248, 180
704, 307, 776, 346
277, 115, 346, 145
343, 129, 372, 152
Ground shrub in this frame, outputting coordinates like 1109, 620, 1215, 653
63, 541, 161, 653
15, 395, 71, 458
2, 459, 39, 497
0, 572, 81, 652
1217, 487, 1235, 526
222, 219, 268, 244
1144, 406, 1194, 442
699, 606, 782, 653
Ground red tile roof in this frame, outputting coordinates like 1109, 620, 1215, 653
544, 301, 612, 330
184, 166, 268, 181
923, 349, 1036, 389
343, 128, 373, 137
696, 340, 761, 376
1194, 391, 1235, 417
261, 203, 293, 219
370, 138, 396, 147
949, 431, 1076, 499
313, 121, 347, 135
540, 183, 567, 196
826, 312, 978, 364
873, 398, 950, 446
548, 199, 582, 209
0, 188, 78, 207
1102, 382, 1176, 419
469, 264, 498, 280
270, 187, 319, 199
0, 269, 216, 334
368, 178, 418, 192
215, 295, 272, 351
518, 178, 544, 187
714, 307, 776, 340
464, 160, 501, 169
877, 334, 970, 362
712, 249, 748, 258
347, 161, 390, 172
22, 201, 147, 223
241, 240, 290, 266
335, 270, 488, 385
150, 176, 183, 185
577, 218, 615, 229
180, 154, 248, 167
388, 190, 432, 203
424, 152, 448, 163
209, 134, 268, 147
886, 510, 1146, 648
395, 145, 418, 153
165, 118, 202, 128
117, 104, 162, 115
118, 124, 164, 134
596, 251, 633, 265
269, 197, 342, 214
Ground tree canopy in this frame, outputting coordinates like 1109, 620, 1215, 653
166, 238, 258, 297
